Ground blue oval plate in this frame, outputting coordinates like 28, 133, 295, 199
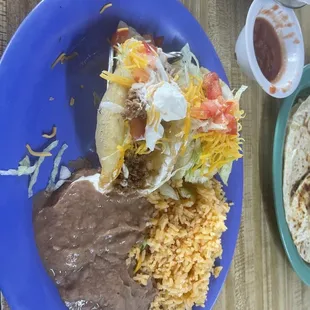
273, 64, 310, 286
0, 0, 243, 309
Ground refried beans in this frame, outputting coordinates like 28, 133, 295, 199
33, 170, 156, 310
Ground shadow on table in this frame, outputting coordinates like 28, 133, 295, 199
259, 94, 286, 255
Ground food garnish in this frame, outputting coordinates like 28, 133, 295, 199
69, 97, 75, 106
46, 143, 68, 192
51, 52, 78, 69
99, 2, 112, 14
26, 144, 52, 157
42, 126, 57, 139
28, 140, 59, 197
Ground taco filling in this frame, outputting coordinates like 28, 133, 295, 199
96, 22, 246, 195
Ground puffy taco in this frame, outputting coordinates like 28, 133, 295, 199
96, 22, 246, 195
167, 44, 247, 187
96, 22, 186, 193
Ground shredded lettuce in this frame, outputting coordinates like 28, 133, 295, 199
28, 140, 59, 198
46, 143, 68, 192
184, 166, 210, 184
0, 156, 36, 176
235, 85, 248, 101
176, 44, 202, 88
172, 139, 201, 181
181, 44, 201, 79
218, 162, 233, 186
159, 183, 179, 200
59, 166, 71, 180
178, 186, 196, 201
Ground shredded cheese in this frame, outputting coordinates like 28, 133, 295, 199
51, 52, 66, 69
99, 3, 112, 14
26, 144, 52, 157
192, 132, 242, 176
61, 52, 78, 64
179, 77, 206, 152
42, 126, 57, 139
51, 52, 78, 69
100, 71, 134, 87
70, 97, 75, 106
117, 39, 149, 70
135, 142, 152, 155
114, 142, 132, 177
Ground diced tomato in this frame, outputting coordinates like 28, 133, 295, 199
132, 68, 150, 83
217, 95, 226, 106
223, 100, 238, 115
201, 100, 221, 118
154, 36, 164, 47
130, 118, 146, 139
213, 113, 227, 125
190, 107, 210, 120
225, 114, 238, 135
202, 72, 222, 100
142, 41, 156, 55
191, 99, 220, 120
111, 28, 129, 46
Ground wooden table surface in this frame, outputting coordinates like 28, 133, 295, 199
1, 0, 310, 309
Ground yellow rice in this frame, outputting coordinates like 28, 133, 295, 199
129, 179, 230, 310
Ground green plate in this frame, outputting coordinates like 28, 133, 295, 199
273, 64, 310, 285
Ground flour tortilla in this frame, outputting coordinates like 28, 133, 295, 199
96, 21, 147, 186
95, 65, 130, 186
283, 95, 310, 262
288, 174, 310, 262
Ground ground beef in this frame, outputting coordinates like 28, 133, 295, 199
122, 88, 147, 121
116, 152, 149, 190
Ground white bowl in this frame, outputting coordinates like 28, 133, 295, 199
235, 0, 304, 98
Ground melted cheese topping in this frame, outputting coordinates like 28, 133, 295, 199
100, 71, 134, 87
193, 132, 242, 176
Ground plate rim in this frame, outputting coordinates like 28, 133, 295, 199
0, 0, 243, 308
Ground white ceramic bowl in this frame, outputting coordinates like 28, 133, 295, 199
235, 0, 304, 98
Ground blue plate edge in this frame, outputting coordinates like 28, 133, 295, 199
0, 0, 243, 308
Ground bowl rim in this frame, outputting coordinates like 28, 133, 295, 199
245, 0, 305, 99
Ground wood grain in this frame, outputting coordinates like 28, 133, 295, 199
1, 0, 310, 309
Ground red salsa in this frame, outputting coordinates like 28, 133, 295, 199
254, 17, 283, 82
